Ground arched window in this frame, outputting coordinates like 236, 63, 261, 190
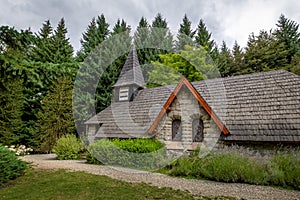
192, 119, 204, 142
172, 119, 182, 141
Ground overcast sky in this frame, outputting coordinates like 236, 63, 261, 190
1, 0, 300, 51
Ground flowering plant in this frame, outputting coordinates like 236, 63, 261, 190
5, 145, 33, 156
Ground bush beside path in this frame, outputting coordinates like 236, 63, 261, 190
21, 154, 300, 200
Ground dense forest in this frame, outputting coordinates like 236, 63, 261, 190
0, 13, 299, 151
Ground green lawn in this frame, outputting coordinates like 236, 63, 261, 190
0, 169, 236, 200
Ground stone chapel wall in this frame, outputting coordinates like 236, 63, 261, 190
157, 88, 221, 153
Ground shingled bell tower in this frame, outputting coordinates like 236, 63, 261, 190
113, 48, 145, 102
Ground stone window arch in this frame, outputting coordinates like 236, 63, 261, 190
192, 118, 204, 142
172, 119, 182, 141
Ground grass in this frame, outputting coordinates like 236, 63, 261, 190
0, 169, 236, 200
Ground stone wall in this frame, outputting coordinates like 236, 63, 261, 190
157, 87, 221, 153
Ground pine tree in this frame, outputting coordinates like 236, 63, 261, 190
76, 18, 97, 61
112, 19, 131, 35
35, 77, 75, 152
51, 18, 74, 63
134, 17, 150, 49
231, 41, 245, 75
275, 14, 300, 64
30, 20, 54, 62
96, 14, 110, 43
150, 13, 173, 51
0, 26, 35, 59
217, 41, 233, 77
93, 19, 131, 112
30, 18, 74, 63
244, 31, 288, 73
176, 14, 195, 51
134, 17, 152, 80
144, 13, 173, 86
0, 79, 24, 145
77, 14, 110, 61
195, 19, 216, 54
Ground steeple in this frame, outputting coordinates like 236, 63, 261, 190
113, 48, 145, 102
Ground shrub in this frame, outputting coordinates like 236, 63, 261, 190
111, 138, 165, 153
268, 154, 300, 189
199, 153, 268, 184
167, 147, 300, 189
52, 134, 84, 160
0, 144, 27, 185
87, 138, 166, 170
86, 151, 103, 165
168, 156, 195, 177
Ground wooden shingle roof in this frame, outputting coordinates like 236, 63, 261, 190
114, 48, 145, 88
85, 70, 300, 142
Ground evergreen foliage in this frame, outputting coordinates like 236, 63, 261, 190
35, 77, 75, 152
30, 18, 74, 63
1, 13, 300, 150
30, 20, 54, 62
0, 79, 24, 145
176, 14, 196, 51
275, 14, 300, 63
216, 41, 233, 77
76, 14, 110, 61
195, 19, 216, 54
51, 18, 74, 63
0, 144, 27, 185
244, 30, 288, 73
231, 41, 245, 75
134, 17, 152, 80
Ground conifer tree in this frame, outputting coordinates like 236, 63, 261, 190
142, 13, 173, 85
77, 14, 110, 61
195, 19, 216, 54
134, 17, 150, 49
231, 41, 245, 75
134, 17, 152, 80
217, 41, 233, 77
176, 14, 195, 51
0, 79, 24, 145
51, 18, 74, 63
150, 13, 173, 51
96, 14, 110, 43
275, 14, 300, 64
30, 20, 54, 62
93, 19, 131, 112
35, 77, 75, 152
244, 31, 288, 73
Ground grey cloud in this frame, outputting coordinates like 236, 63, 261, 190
1, 0, 300, 51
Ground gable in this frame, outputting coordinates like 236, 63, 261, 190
148, 77, 229, 136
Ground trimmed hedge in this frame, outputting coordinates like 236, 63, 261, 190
0, 144, 27, 185
52, 134, 84, 160
87, 138, 166, 170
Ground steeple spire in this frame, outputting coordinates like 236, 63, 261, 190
114, 48, 145, 88
113, 47, 145, 102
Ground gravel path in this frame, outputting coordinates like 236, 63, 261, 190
21, 154, 300, 200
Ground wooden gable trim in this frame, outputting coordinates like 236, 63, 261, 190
148, 77, 229, 135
